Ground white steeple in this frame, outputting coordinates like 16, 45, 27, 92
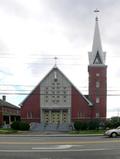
88, 13, 106, 65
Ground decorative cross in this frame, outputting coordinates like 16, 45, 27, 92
54, 57, 58, 67
94, 9, 100, 21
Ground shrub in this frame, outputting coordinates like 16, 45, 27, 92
11, 121, 30, 131
19, 122, 30, 131
74, 121, 81, 131
88, 119, 100, 130
80, 122, 88, 130
11, 121, 20, 130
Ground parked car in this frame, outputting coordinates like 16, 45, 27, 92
104, 126, 120, 137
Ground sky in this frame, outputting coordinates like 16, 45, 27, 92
0, 0, 120, 118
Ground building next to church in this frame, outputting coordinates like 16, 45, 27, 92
20, 16, 107, 130
0, 96, 20, 127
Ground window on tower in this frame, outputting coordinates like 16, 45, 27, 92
96, 73, 100, 77
93, 51, 102, 64
96, 97, 100, 103
96, 81, 100, 88
96, 113, 100, 118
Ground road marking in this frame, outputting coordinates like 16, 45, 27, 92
32, 145, 72, 150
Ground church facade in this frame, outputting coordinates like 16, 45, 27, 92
20, 17, 107, 127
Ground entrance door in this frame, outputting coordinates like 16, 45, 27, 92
51, 111, 60, 124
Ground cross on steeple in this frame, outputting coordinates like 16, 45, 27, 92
94, 9, 100, 21
54, 57, 58, 68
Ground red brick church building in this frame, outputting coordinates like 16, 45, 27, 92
20, 17, 107, 130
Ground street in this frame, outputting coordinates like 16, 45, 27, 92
0, 135, 120, 158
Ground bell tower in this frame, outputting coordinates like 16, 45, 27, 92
88, 11, 107, 120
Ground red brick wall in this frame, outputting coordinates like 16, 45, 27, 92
2, 107, 20, 115
88, 66, 107, 119
71, 86, 91, 121
21, 85, 40, 123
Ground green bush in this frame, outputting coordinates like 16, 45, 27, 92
80, 122, 88, 130
11, 121, 20, 130
74, 119, 104, 131
11, 121, 30, 131
19, 122, 30, 131
74, 121, 81, 131
88, 119, 100, 130
74, 121, 90, 131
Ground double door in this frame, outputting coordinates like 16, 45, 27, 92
44, 110, 68, 124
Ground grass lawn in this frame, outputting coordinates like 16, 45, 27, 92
0, 128, 17, 134
0, 128, 105, 135
69, 130, 105, 135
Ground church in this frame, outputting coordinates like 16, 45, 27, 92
20, 16, 107, 130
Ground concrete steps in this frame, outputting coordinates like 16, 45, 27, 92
30, 122, 71, 131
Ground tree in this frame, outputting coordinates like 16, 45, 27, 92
105, 116, 120, 129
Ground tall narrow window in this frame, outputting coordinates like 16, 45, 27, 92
27, 112, 29, 119
30, 112, 33, 119
27, 112, 33, 119
96, 97, 100, 103
96, 113, 99, 118
54, 71, 57, 82
96, 81, 100, 88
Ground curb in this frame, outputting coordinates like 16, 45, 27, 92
0, 134, 103, 137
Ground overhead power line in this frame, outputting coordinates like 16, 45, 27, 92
0, 89, 120, 92
0, 54, 120, 59
0, 92, 119, 96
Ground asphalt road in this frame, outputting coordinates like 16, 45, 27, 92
0, 135, 120, 159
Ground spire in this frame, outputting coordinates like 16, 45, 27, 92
88, 10, 106, 65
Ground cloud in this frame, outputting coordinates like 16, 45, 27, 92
0, 0, 28, 18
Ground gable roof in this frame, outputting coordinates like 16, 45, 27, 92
20, 66, 93, 106
0, 99, 20, 109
